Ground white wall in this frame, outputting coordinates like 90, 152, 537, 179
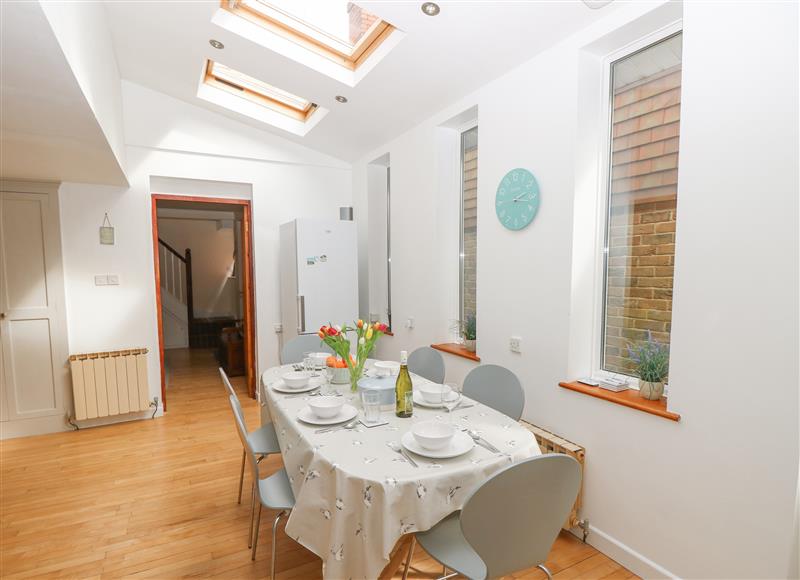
39, 0, 127, 179
353, 1, 799, 578
59, 81, 352, 414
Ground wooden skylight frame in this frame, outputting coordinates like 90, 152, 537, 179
220, 0, 395, 71
203, 60, 318, 122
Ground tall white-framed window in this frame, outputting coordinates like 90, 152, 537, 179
593, 29, 683, 381
459, 125, 478, 333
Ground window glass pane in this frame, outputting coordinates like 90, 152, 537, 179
208, 62, 312, 111
461, 126, 478, 330
602, 33, 682, 376
244, 0, 380, 52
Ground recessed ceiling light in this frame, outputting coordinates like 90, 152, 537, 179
581, 0, 614, 8
421, 2, 440, 16
209, 39, 224, 50
335, 95, 348, 103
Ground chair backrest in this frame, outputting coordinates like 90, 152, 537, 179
408, 346, 446, 384
281, 334, 332, 364
218, 367, 237, 399
227, 395, 262, 498
460, 454, 581, 579
462, 364, 525, 421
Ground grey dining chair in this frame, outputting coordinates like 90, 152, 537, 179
228, 395, 295, 579
281, 334, 332, 364
408, 346, 446, 384
406, 454, 581, 580
219, 368, 281, 506
462, 364, 525, 421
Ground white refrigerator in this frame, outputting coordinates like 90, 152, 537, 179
279, 218, 359, 341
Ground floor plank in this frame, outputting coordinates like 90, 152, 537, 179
1, 348, 635, 579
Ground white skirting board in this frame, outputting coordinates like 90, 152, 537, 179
0, 406, 165, 440
568, 524, 678, 579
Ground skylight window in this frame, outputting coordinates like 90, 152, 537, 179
198, 60, 327, 136
221, 0, 395, 71
204, 60, 317, 121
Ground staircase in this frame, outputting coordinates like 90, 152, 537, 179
158, 239, 193, 349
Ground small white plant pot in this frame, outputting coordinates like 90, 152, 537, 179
464, 339, 476, 352
639, 381, 664, 400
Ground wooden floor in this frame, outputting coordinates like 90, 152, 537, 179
1, 348, 635, 579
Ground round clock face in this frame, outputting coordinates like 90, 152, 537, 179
495, 168, 540, 231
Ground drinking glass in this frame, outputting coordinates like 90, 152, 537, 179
302, 352, 314, 373
444, 382, 461, 421
361, 390, 382, 424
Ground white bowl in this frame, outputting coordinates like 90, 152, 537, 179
417, 382, 452, 404
282, 371, 311, 389
373, 361, 400, 376
308, 396, 344, 419
411, 420, 456, 451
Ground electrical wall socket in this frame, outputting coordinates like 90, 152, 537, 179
94, 275, 120, 286
406, 317, 415, 329
273, 323, 283, 333
510, 336, 522, 353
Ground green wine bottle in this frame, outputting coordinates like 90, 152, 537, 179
395, 350, 413, 418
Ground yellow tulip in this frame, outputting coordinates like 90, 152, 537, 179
366, 327, 373, 339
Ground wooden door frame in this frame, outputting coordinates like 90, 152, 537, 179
151, 194, 257, 411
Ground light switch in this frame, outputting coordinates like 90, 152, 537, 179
94, 275, 108, 286
107, 274, 120, 285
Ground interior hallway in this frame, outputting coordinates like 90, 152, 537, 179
1, 349, 633, 579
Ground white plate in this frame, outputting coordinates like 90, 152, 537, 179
401, 430, 475, 459
413, 390, 460, 408
271, 376, 324, 394
297, 404, 358, 426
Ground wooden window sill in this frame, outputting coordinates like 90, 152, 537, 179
431, 343, 481, 362
558, 381, 680, 422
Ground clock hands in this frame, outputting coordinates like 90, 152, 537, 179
512, 194, 534, 203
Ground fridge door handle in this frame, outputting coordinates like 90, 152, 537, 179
297, 295, 306, 334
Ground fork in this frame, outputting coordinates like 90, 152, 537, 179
462, 428, 501, 453
386, 441, 419, 467
315, 420, 359, 435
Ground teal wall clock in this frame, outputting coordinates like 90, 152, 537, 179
495, 168, 540, 231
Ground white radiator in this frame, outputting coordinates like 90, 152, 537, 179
69, 348, 151, 421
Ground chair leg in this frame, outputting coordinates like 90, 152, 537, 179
402, 536, 416, 580
251, 503, 263, 561
537, 563, 553, 580
237, 449, 246, 504
248, 482, 256, 548
270, 510, 287, 579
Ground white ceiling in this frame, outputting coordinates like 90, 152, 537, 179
0, 2, 127, 184
104, 0, 620, 162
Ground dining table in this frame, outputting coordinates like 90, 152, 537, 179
260, 361, 541, 580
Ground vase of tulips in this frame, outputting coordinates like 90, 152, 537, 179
318, 320, 388, 392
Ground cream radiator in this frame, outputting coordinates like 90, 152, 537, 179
69, 348, 151, 421
521, 421, 588, 537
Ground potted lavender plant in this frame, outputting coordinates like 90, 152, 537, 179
627, 331, 669, 400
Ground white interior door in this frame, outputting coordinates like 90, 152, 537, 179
0, 189, 69, 422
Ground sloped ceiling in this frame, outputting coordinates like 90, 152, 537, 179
104, 0, 620, 162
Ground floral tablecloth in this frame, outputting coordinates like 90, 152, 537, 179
260, 364, 540, 579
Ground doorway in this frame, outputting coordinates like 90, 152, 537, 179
150, 194, 256, 411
